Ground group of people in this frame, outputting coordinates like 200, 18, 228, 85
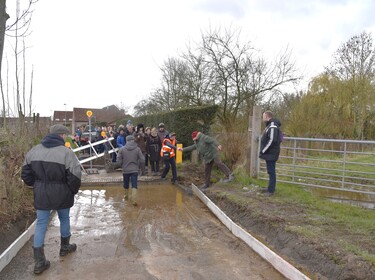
20, 110, 281, 275
113, 121, 238, 194
113, 122, 167, 176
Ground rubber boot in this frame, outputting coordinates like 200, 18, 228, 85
33, 246, 50, 274
222, 173, 235, 183
59, 236, 77, 256
124, 189, 129, 200
132, 188, 138, 206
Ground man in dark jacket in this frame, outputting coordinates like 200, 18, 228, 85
180, 131, 234, 190
117, 135, 145, 206
21, 124, 82, 275
259, 111, 281, 196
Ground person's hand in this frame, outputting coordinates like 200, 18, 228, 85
217, 145, 222, 151
177, 147, 183, 151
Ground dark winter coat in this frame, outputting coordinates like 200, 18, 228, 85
183, 133, 220, 164
135, 132, 147, 153
21, 134, 82, 210
259, 118, 281, 162
117, 140, 145, 174
147, 134, 161, 162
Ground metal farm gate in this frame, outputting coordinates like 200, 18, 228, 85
257, 137, 375, 197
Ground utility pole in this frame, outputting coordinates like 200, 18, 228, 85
64, 103, 67, 126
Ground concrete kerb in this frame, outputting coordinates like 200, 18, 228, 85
0, 177, 310, 278
192, 184, 311, 280
0, 220, 36, 272
0, 174, 162, 273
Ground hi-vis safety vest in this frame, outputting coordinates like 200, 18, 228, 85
160, 138, 176, 158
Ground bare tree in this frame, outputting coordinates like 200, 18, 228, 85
158, 57, 190, 111
201, 27, 300, 129
0, 0, 37, 123
0, 0, 9, 72
180, 46, 216, 106
0, 0, 36, 73
134, 26, 301, 132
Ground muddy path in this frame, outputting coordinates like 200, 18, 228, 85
0, 182, 285, 280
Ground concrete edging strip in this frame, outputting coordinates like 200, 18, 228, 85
1, 184, 310, 279
192, 184, 310, 280
0, 220, 36, 272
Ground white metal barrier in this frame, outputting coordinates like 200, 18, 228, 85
71, 137, 119, 174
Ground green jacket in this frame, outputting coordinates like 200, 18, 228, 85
183, 133, 219, 164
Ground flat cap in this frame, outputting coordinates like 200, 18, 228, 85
50, 124, 70, 135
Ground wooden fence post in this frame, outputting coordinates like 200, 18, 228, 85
249, 106, 262, 178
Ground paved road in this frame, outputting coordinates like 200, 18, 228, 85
0, 182, 285, 280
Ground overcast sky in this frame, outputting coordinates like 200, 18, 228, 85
4, 0, 375, 117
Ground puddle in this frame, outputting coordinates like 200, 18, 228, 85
311, 187, 375, 209
0, 182, 286, 280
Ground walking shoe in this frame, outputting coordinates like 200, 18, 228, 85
262, 192, 274, 197
221, 173, 234, 183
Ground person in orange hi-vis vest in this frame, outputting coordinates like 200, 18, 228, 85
160, 132, 178, 183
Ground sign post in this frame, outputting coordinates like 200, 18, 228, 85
86, 110, 93, 170
176, 144, 183, 164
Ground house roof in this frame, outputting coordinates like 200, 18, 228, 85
73, 105, 125, 123
53, 111, 73, 121
52, 105, 126, 124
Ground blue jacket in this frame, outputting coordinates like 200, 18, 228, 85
117, 134, 125, 148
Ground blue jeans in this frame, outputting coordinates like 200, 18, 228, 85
34, 208, 71, 248
266, 160, 276, 193
123, 173, 138, 189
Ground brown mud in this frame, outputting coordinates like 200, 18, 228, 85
1, 163, 374, 280
177, 164, 375, 280
0, 181, 284, 280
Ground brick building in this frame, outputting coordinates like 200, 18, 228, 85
53, 105, 126, 134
